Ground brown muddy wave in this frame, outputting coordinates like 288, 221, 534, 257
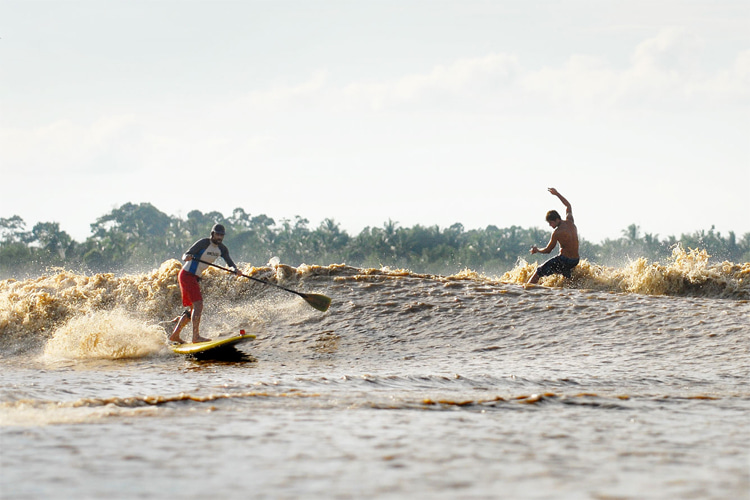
0, 245, 747, 358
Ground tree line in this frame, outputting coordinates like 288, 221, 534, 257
1, 202, 749, 279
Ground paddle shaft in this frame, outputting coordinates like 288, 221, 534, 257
197, 259, 311, 300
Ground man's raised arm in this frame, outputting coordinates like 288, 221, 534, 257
549, 188, 572, 219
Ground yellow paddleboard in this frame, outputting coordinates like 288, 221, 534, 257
170, 333, 256, 355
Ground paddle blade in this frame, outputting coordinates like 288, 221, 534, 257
300, 293, 332, 312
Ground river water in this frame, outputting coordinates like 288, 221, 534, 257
1, 249, 749, 499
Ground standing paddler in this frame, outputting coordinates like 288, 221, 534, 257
169, 223, 242, 344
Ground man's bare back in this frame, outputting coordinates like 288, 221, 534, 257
552, 219, 579, 260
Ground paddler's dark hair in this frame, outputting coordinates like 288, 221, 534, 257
545, 210, 561, 222
211, 223, 226, 235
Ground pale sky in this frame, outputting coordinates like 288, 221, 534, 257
1, 1, 748, 244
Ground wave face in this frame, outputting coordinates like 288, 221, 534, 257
0, 253, 747, 365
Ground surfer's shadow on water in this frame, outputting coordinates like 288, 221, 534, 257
186, 348, 258, 364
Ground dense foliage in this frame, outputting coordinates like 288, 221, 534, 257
2, 203, 749, 278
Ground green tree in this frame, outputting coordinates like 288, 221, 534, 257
0, 215, 29, 244
310, 219, 350, 263
88, 203, 176, 270
3, 200, 749, 278
30, 222, 74, 260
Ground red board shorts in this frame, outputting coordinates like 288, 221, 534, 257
178, 268, 202, 307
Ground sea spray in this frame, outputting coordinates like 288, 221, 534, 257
499, 245, 749, 298
0, 260, 184, 344
43, 309, 166, 361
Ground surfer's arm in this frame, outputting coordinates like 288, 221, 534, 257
182, 239, 210, 261
531, 234, 558, 254
219, 245, 241, 275
549, 188, 573, 220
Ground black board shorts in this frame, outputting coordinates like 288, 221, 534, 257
537, 255, 580, 279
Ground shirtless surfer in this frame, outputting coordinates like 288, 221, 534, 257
527, 188, 580, 285
169, 224, 241, 344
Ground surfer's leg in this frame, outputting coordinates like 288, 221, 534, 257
560, 256, 580, 279
169, 308, 192, 343
190, 300, 210, 343
529, 256, 565, 285
529, 257, 555, 284
173, 269, 201, 343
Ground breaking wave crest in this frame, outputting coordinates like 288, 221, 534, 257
1, 247, 747, 360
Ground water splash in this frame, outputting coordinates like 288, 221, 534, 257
43, 309, 166, 361
499, 245, 749, 298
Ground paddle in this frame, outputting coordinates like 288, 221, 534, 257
197, 259, 331, 312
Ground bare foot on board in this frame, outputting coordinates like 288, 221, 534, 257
168, 334, 185, 345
